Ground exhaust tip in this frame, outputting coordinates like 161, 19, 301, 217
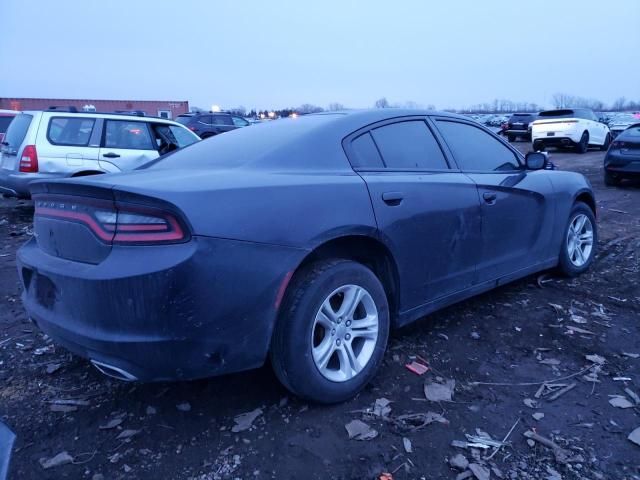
91, 360, 137, 381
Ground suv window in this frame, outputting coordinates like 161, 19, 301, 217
197, 115, 213, 125
436, 120, 520, 171
370, 120, 448, 170
232, 116, 250, 127
104, 120, 154, 150
153, 124, 199, 148
175, 115, 193, 125
48, 117, 95, 146
2, 114, 32, 152
213, 115, 234, 126
350, 132, 384, 168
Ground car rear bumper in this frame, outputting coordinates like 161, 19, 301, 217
505, 129, 530, 136
0, 169, 64, 198
605, 151, 640, 175
17, 236, 307, 381
532, 136, 577, 148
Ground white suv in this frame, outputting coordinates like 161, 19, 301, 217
531, 108, 611, 154
0, 109, 200, 198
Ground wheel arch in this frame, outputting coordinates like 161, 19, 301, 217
574, 190, 596, 217
282, 234, 401, 325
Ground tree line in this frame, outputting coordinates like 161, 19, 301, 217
192, 93, 640, 118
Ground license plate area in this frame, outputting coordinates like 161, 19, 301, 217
547, 132, 555, 137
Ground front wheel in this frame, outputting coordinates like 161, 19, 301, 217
270, 260, 390, 403
558, 202, 597, 276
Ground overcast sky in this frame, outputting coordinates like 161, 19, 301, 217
1, 0, 638, 111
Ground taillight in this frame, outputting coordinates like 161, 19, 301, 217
611, 141, 625, 149
34, 196, 188, 245
19, 145, 38, 173
188, 126, 196, 131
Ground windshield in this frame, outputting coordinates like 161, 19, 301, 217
1, 113, 32, 153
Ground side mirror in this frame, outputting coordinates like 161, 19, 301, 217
525, 151, 547, 170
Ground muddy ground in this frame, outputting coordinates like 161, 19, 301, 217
1, 144, 639, 480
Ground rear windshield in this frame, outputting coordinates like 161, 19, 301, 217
147, 114, 340, 170
175, 116, 193, 125
0, 115, 14, 133
2, 113, 32, 152
623, 126, 640, 137
510, 113, 535, 121
539, 110, 575, 118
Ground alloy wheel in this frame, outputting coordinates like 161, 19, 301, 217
566, 213, 594, 267
311, 284, 379, 382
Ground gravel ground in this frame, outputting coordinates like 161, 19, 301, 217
1, 143, 639, 480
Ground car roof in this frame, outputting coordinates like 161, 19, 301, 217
21, 110, 182, 125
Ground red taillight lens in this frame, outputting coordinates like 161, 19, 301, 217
19, 145, 38, 173
611, 141, 625, 149
34, 196, 188, 245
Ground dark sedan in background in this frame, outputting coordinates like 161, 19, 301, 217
504, 112, 538, 142
17, 110, 597, 403
175, 111, 250, 138
604, 123, 640, 186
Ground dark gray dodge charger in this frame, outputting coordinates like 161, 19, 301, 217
17, 109, 597, 403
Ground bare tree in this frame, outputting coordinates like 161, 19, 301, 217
327, 103, 345, 111
374, 97, 390, 108
297, 104, 324, 114
612, 97, 627, 111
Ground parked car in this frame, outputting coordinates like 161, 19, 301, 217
505, 112, 538, 142
18, 109, 597, 403
0, 420, 15, 480
531, 108, 611, 153
0, 109, 18, 144
608, 112, 640, 138
0, 109, 199, 198
603, 123, 640, 186
175, 112, 250, 138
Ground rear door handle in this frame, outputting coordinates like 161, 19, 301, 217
102, 152, 120, 159
482, 192, 497, 204
382, 192, 404, 206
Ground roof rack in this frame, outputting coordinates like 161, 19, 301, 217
47, 106, 78, 112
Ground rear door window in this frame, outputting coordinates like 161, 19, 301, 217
349, 132, 384, 168
2, 114, 32, 153
435, 120, 521, 171
47, 117, 95, 146
213, 115, 234, 126
370, 120, 449, 170
104, 120, 154, 150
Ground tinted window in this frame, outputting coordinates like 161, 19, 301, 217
0, 116, 14, 134
48, 117, 95, 146
436, 120, 520, 171
213, 115, 234, 126
370, 121, 448, 170
2, 114, 32, 152
104, 120, 153, 150
539, 109, 576, 119
197, 115, 213, 125
175, 115, 193, 125
232, 116, 250, 127
350, 132, 384, 168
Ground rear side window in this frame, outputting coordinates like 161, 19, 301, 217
197, 115, 213, 125
436, 120, 520, 171
48, 117, 95, 146
350, 132, 384, 168
370, 120, 448, 170
153, 124, 199, 148
0, 115, 14, 134
213, 115, 234, 126
104, 120, 153, 150
175, 115, 193, 125
2, 114, 32, 151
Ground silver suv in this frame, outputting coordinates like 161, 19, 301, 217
0, 110, 200, 198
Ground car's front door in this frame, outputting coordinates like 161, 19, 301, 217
345, 118, 482, 313
98, 119, 159, 172
432, 118, 555, 283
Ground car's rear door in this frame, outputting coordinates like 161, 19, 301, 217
98, 119, 159, 172
344, 117, 482, 314
432, 118, 555, 282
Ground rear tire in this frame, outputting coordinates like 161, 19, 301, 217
576, 131, 589, 154
533, 141, 544, 152
604, 170, 622, 187
508, 135, 516, 142
557, 202, 597, 277
270, 260, 390, 403
600, 133, 611, 151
